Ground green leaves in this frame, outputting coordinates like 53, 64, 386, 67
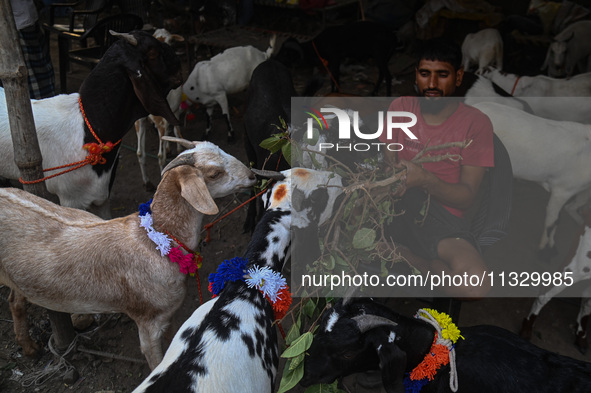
278, 332, 314, 393
352, 228, 376, 250
260, 134, 288, 155
281, 332, 313, 358
278, 362, 305, 393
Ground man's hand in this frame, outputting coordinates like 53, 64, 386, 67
394, 159, 433, 195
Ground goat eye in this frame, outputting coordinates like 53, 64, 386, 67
190, 86, 194, 90
209, 170, 223, 179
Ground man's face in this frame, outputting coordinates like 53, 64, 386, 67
415, 59, 463, 98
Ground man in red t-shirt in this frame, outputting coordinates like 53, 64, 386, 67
381, 39, 494, 297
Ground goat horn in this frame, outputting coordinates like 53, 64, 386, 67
341, 286, 359, 307
161, 136, 199, 150
351, 315, 397, 334
161, 153, 195, 175
110, 30, 138, 46
251, 168, 286, 180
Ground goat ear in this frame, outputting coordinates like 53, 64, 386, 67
128, 69, 180, 127
179, 171, 219, 215
161, 136, 198, 150
171, 34, 185, 43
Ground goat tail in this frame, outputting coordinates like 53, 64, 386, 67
266, 34, 277, 58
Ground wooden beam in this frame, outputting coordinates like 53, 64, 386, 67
0, 0, 75, 352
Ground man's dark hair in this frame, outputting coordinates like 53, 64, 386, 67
416, 38, 463, 71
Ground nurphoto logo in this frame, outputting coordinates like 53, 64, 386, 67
304, 105, 418, 152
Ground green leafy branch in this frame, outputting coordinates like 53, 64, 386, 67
260, 128, 470, 392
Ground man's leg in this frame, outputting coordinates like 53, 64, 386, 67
435, 237, 491, 298
398, 238, 491, 298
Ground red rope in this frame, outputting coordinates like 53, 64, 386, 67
277, 322, 286, 340
19, 97, 121, 185
312, 40, 340, 92
204, 183, 272, 243
163, 228, 204, 305
510, 76, 521, 96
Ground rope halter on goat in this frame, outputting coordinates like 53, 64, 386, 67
404, 308, 463, 393
19, 97, 121, 184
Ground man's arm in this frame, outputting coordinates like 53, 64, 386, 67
397, 160, 485, 210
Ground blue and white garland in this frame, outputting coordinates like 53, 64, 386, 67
208, 257, 292, 319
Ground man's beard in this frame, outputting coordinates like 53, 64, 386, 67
419, 90, 457, 114
420, 97, 447, 114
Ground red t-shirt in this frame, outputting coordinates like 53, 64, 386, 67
380, 97, 494, 217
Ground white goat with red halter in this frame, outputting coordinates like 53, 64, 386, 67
0, 30, 182, 218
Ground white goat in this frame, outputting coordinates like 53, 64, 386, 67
0, 137, 255, 370
132, 168, 343, 393
543, 20, 591, 77
472, 101, 591, 258
521, 208, 591, 354
182, 35, 276, 142
481, 66, 591, 123
0, 31, 182, 218
135, 28, 186, 191
461, 28, 503, 74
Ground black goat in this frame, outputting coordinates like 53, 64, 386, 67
301, 298, 591, 393
274, 21, 398, 96
242, 59, 295, 232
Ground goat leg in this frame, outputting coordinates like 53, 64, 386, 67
8, 289, 40, 357
575, 298, 591, 354
224, 113, 235, 144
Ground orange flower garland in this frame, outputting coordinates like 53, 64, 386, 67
404, 309, 463, 392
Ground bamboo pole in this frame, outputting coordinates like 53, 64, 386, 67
0, 0, 75, 352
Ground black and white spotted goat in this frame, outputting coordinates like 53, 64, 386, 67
132, 167, 343, 393
301, 297, 591, 393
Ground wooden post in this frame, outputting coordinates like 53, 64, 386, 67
0, 0, 75, 352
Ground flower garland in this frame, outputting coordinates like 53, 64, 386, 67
208, 257, 293, 320
403, 308, 463, 393
139, 200, 202, 274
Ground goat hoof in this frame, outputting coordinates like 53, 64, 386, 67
227, 135, 236, 144
21, 340, 41, 358
537, 246, 557, 264
575, 333, 588, 355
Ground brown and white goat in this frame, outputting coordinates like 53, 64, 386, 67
0, 137, 255, 370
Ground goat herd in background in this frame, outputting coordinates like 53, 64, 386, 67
2, 0, 591, 391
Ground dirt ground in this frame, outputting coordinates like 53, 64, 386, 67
2, 11, 591, 393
